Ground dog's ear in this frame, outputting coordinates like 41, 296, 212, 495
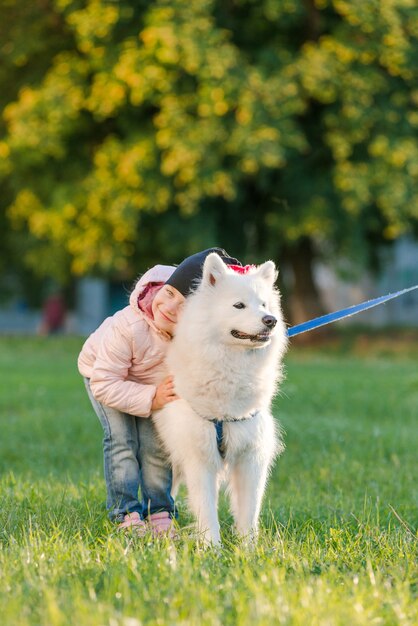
202, 252, 228, 287
256, 260, 277, 286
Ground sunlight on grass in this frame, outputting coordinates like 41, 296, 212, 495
0, 337, 417, 625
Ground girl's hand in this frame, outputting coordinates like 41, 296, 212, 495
151, 376, 179, 410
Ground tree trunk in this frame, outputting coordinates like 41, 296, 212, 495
285, 238, 326, 327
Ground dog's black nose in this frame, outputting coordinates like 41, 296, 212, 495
262, 315, 277, 328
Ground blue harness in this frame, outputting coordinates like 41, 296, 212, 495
210, 413, 256, 459
212, 420, 226, 458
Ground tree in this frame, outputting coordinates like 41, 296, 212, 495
1, 0, 417, 320
0, 0, 78, 302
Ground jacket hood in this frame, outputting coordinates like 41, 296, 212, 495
129, 265, 175, 311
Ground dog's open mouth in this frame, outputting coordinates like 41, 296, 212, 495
231, 329, 271, 342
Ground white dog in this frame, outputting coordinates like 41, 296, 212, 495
153, 253, 288, 545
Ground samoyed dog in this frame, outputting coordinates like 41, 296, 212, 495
153, 253, 288, 545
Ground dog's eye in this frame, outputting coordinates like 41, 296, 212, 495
233, 302, 246, 309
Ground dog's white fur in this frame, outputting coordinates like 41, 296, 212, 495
153, 253, 288, 545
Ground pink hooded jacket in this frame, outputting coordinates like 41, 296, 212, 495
78, 265, 175, 417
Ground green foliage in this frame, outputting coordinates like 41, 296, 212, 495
0, 336, 417, 625
0, 0, 417, 278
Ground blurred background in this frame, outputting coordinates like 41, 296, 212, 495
0, 0, 417, 336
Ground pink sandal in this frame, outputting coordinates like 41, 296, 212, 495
117, 511, 147, 537
148, 511, 177, 538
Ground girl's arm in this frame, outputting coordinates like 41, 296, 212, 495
89, 322, 157, 417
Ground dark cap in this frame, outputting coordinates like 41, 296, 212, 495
165, 248, 242, 297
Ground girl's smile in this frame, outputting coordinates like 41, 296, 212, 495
151, 285, 185, 335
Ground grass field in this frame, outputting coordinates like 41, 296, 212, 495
0, 335, 417, 626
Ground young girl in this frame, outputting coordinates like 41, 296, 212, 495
78, 248, 241, 537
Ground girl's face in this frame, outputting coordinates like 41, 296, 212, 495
151, 285, 185, 335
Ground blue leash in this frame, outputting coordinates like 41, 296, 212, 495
287, 285, 418, 338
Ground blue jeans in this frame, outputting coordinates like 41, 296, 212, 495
84, 378, 175, 522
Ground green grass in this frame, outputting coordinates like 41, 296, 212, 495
0, 336, 417, 626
